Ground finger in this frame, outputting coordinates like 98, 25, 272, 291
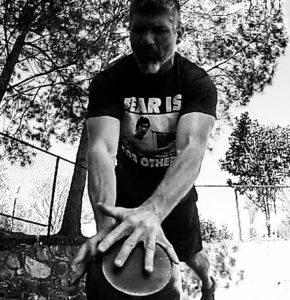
158, 234, 179, 265
98, 222, 130, 253
72, 243, 89, 267
70, 262, 86, 286
73, 238, 99, 267
97, 204, 126, 220
114, 230, 143, 267
144, 232, 156, 273
70, 245, 90, 286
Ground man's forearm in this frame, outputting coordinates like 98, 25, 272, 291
87, 145, 116, 228
142, 142, 205, 221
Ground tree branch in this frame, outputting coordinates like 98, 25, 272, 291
206, 31, 263, 73
8, 62, 77, 90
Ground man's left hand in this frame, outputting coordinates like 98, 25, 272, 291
97, 203, 179, 273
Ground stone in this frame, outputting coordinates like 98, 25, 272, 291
25, 247, 36, 259
53, 261, 69, 277
0, 251, 8, 263
25, 256, 51, 279
13, 277, 28, 290
25, 278, 40, 293
51, 292, 67, 300
63, 283, 79, 297
69, 293, 86, 300
39, 280, 51, 297
0, 263, 15, 278
66, 246, 80, 259
52, 245, 69, 261
6, 253, 21, 269
35, 245, 52, 262
0, 281, 8, 294
16, 268, 25, 276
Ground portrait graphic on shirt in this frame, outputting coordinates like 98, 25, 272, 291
120, 106, 179, 168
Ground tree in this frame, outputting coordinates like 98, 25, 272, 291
0, 0, 129, 148
181, 0, 288, 123
219, 112, 290, 236
57, 124, 88, 236
0, 0, 130, 236
0, 0, 288, 237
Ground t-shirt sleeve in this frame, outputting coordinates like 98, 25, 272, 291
181, 74, 217, 118
86, 72, 122, 120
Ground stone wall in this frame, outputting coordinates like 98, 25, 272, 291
0, 233, 86, 300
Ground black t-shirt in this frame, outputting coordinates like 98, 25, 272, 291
87, 52, 217, 203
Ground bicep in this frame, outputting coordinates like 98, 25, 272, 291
176, 112, 215, 153
86, 116, 120, 158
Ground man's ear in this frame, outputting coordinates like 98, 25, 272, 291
176, 25, 184, 44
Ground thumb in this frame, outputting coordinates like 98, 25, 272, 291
72, 244, 87, 268
97, 204, 126, 220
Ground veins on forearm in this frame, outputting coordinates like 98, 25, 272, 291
143, 144, 204, 220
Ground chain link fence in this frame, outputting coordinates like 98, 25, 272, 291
0, 132, 93, 236
1, 132, 290, 240
196, 184, 290, 241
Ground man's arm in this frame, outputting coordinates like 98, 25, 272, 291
143, 111, 215, 220
86, 116, 120, 229
70, 116, 120, 285
97, 111, 215, 271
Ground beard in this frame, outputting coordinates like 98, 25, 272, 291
137, 60, 161, 74
133, 46, 174, 74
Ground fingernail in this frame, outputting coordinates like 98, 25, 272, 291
115, 259, 122, 267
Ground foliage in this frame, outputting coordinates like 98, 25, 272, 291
0, 133, 36, 167
0, 0, 288, 147
181, 241, 243, 298
220, 112, 290, 235
0, 0, 130, 151
201, 219, 232, 243
179, 0, 288, 123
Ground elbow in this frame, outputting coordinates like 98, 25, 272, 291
176, 135, 207, 156
87, 141, 117, 165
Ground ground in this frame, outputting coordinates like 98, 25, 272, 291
188, 239, 290, 300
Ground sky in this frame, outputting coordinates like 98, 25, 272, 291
51, 1, 290, 237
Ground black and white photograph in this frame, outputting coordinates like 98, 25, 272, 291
0, 0, 289, 299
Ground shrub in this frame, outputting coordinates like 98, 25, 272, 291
180, 241, 244, 299
200, 219, 232, 243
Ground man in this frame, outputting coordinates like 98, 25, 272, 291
134, 117, 150, 140
72, 0, 217, 299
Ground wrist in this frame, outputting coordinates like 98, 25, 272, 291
96, 216, 115, 232
140, 199, 165, 223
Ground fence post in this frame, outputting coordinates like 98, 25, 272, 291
234, 188, 243, 242
48, 157, 60, 237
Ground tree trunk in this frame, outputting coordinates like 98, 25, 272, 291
234, 188, 243, 242
0, 31, 27, 102
264, 195, 271, 237
57, 124, 88, 237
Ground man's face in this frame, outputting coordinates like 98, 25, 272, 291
130, 11, 179, 74
136, 123, 150, 137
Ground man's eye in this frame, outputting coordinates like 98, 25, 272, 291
132, 27, 145, 34
154, 28, 168, 34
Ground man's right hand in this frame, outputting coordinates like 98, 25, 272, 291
70, 220, 115, 286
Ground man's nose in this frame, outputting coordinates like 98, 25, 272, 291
141, 31, 155, 45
